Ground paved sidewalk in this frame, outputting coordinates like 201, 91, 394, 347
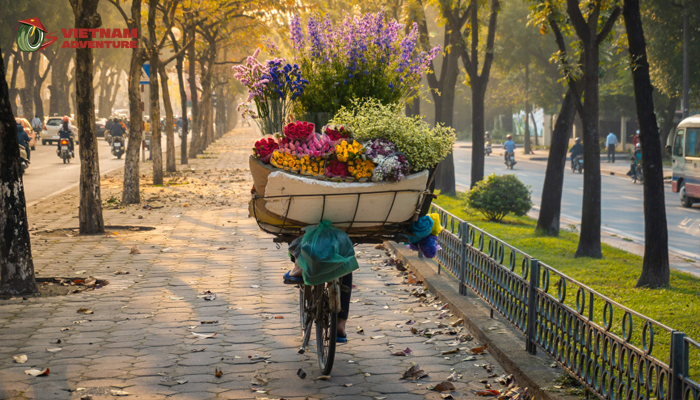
0, 130, 530, 400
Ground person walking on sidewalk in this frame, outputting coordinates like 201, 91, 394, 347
606, 132, 619, 163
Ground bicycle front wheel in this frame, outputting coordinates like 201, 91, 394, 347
315, 285, 337, 375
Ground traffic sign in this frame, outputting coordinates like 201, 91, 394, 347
140, 63, 150, 84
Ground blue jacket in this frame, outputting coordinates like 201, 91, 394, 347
17, 125, 30, 149
503, 140, 516, 153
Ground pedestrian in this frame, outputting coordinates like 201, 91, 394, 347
632, 130, 640, 147
606, 132, 619, 163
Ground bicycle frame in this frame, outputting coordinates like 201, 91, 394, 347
298, 279, 341, 356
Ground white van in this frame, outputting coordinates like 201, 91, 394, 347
671, 114, 700, 207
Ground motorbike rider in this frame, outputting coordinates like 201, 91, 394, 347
56, 116, 75, 157
569, 137, 583, 168
31, 114, 42, 134
627, 143, 642, 177
17, 123, 31, 160
503, 134, 516, 164
110, 117, 125, 139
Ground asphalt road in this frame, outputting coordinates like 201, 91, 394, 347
23, 134, 176, 206
453, 146, 700, 260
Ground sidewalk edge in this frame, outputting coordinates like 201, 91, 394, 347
385, 241, 578, 400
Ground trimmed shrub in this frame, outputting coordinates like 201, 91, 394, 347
466, 174, 532, 222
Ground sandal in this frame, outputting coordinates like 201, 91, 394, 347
283, 271, 303, 284
336, 333, 347, 343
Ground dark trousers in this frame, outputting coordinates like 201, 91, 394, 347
338, 273, 352, 320
607, 145, 616, 163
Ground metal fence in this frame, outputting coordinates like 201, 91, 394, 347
429, 204, 700, 400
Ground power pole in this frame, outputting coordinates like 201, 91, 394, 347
682, 0, 690, 118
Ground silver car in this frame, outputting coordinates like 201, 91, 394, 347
43, 117, 78, 145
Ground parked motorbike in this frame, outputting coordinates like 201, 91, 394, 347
58, 138, 72, 163
485, 142, 492, 156
572, 155, 584, 173
111, 136, 125, 159
19, 144, 29, 174
144, 137, 151, 151
505, 152, 516, 169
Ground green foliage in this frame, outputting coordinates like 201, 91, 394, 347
465, 174, 532, 221
330, 98, 456, 171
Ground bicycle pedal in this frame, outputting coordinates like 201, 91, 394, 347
297, 368, 307, 379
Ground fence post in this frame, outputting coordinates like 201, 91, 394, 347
670, 331, 687, 400
526, 259, 540, 355
459, 222, 468, 296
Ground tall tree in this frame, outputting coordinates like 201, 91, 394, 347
109, 0, 145, 204
416, 0, 461, 195
557, 0, 621, 258
69, 0, 105, 234
168, 19, 189, 164
147, 0, 163, 185
158, 62, 176, 172
452, 0, 500, 188
622, 0, 669, 287
0, 44, 38, 297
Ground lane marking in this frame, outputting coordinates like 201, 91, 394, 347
620, 196, 641, 201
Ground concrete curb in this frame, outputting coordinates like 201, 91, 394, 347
385, 241, 578, 400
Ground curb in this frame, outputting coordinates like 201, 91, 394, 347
385, 241, 578, 400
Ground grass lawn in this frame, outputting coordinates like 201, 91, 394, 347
433, 193, 700, 376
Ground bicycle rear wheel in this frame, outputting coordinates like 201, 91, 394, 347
299, 285, 313, 333
315, 284, 337, 375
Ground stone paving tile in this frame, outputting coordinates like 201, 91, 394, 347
0, 130, 529, 399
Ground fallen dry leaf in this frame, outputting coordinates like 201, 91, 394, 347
316, 375, 332, 380
447, 371, 459, 382
169, 296, 184, 300
25, 368, 50, 376
274, 316, 284, 319
442, 348, 460, 355
441, 394, 454, 399
46, 348, 62, 353
251, 371, 268, 386
129, 246, 140, 254
200, 320, 219, 324
190, 348, 206, 352
434, 381, 456, 392
114, 270, 130, 275
356, 326, 364, 335
77, 308, 94, 314
392, 347, 413, 356
343, 383, 353, 387
110, 389, 129, 396
215, 367, 223, 378
370, 335, 385, 339
192, 332, 217, 339
470, 343, 489, 354
451, 318, 464, 327
401, 364, 428, 380
473, 389, 501, 396
13, 355, 27, 363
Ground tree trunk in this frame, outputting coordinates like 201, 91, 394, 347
187, 23, 200, 158
70, 0, 104, 235
49, 51, 72, 116
0, 44, 38, 297
531, 111, 538, 146
524, 62, 531, 154
536, 89, 577, 236
575, 37, 603, 258
660, 96, 678, 151
19, 88, 34, 120
433, 44, 459, 195
175, 47, 188, 164
158, 63, 176, 173
122, 0, 144, 205
9, 55, 20, 116
470, 83, 486, 188
623, 0, 670, 288
148, 0, 162, 186
216, 83, 225, 138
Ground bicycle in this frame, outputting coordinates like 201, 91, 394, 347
295, 277, 341, 375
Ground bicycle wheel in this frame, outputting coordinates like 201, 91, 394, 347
315, 284, 337, 375
299, 285, 313, 333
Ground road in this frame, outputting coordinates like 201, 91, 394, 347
453, 146, 700, 260
23, 135, 176, 205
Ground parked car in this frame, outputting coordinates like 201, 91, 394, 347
96, 118, 107, 137
43, 117, 78, 145
15, 117, 38, 150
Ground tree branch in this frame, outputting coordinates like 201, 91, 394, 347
479, 0, 500, 79
565, 0, 590, 43
597, 6, 621, 45
214, 57, 247, 65
549, 19, 584, 115
107, 0, 130, 26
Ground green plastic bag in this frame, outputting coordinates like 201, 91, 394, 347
296, 220, 359, 286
